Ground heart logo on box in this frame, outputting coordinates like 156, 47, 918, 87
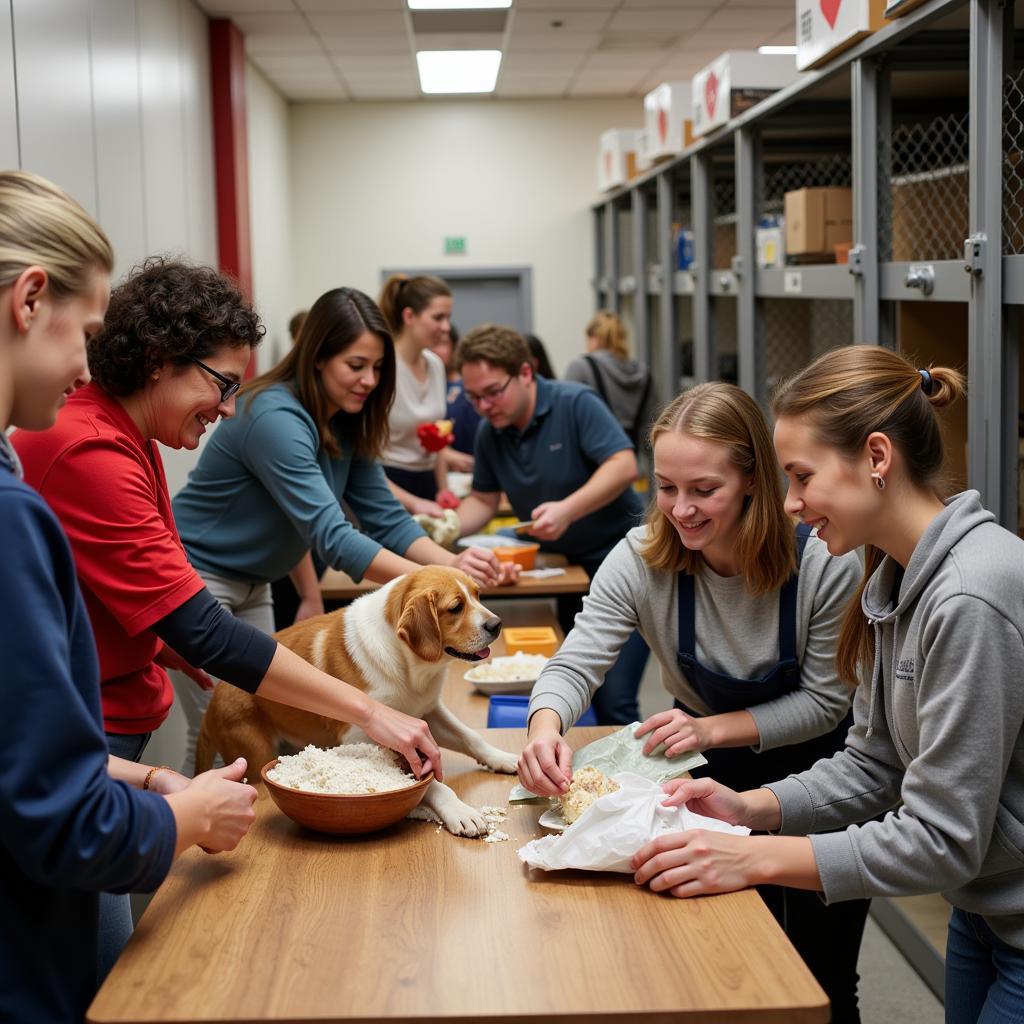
704, 72, 718, 119
820, 0, 841, 29
657, 107, 668, 142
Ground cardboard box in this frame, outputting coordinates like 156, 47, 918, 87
692, 51, 800, 137
756, 224, 786, 268
796, 0, 889, 72
884, 0, 931, 17
597, 129, 640, 192
889, 168, 969, 262
644, 82, 695, 159
784, 186, 853, 255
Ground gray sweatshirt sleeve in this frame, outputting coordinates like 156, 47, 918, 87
528, 537, 643, 733
773, 594, 1024, 903
748, 543, 860, 751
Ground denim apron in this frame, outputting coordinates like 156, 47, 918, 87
675, 523, 853, 791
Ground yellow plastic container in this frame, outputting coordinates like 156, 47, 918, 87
503, 627, 559, 659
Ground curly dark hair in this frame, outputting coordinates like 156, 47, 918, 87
88, 257, 265, 396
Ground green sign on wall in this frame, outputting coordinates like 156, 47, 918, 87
444, 235, 467, 255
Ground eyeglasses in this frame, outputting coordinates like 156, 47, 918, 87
189, 356, 241, 403
464, 375, 515, 408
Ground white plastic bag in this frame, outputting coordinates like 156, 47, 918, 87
518, 772, 750, 873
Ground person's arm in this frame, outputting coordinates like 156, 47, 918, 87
289, 552, 325, 622
385, 474, 444, 516
456, 489, 500, 537
440, 444, 474, 474
529, 448, 638, 542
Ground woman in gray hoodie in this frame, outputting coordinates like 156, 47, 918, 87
636, 345, 1024, 1023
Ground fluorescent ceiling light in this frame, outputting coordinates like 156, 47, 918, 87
408, 1, 511, 9
758, 45, 798, 55
417, 50, 502, 94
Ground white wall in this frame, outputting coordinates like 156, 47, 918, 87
247, 62, 294, 368
287, 98, 640, 375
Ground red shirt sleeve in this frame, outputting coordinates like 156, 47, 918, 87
33, 432, 204, 637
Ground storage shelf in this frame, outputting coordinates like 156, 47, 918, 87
756, 265, 855, 299
879, 260, 971, 302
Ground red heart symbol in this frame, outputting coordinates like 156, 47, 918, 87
820, 0, 841, 29
704, 71, 718, 119
657, 107, 668, 142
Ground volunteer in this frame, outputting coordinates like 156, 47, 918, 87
519, 380, 867, 1022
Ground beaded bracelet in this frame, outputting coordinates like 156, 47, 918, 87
142, 765, 175, 791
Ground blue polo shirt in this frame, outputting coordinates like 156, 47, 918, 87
471, 376, 644, 564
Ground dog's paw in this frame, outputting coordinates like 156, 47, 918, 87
481, 750, 519, 775
440, 803, 490, 838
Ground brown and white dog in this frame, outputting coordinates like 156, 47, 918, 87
195, 566, 519, 837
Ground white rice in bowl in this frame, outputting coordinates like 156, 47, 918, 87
267, 743, 415, 795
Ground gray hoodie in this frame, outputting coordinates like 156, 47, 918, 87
767, 491, 1024, 948
564, 349, 657, 445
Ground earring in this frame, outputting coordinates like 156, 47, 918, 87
871, 471, 886, 491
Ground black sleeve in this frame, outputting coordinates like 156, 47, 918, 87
151, 588, 277, 694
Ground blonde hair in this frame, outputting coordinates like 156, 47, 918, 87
772, 345, 965, 683
640, 381, 795, 595
586, 310, 629, 360
0, 171, 112, 297
378, 273, 450, 335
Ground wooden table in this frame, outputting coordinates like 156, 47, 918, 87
89, 727, 829, 1024
321, 555, 590, 603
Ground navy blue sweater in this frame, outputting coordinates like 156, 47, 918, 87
0, 462, 176, 1023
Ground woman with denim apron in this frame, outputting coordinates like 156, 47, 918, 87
519, 382, 868, 1023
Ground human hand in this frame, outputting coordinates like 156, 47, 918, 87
156, 645, 215, 691
361, 702, 444, 782
185, 758, 257, 853
436, 489, 461, 510
631, 830, 763, 898
145, 767, 190, 795
294, 594, 325, 623
635, 708, 712, 757
410, 496, 446, 517
517, 728, 573, 796
528, 500, 573, 541
657, 776, 749, 825
496, 561, 520, 586
452, 545, 501, 586
444, 448, 475, 473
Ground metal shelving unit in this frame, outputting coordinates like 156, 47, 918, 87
591, 0, 1024, 1002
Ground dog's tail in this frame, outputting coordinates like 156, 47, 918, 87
194, 713, 216, 776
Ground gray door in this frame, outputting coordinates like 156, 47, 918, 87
381, 267, 533, 336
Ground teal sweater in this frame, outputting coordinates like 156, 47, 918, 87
173, 384, 425, 584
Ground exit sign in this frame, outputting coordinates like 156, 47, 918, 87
444, 235, 467, 255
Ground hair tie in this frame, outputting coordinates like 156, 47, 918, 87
918, 368, 935, 395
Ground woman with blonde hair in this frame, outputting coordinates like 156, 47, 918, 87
0, 171, 257, 1024
519, 380, 868, 1022
565, 310, 656, 448
634, 347, 1024, 1023
377, 273, 458, 514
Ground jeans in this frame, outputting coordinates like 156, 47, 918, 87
945, 908, 1024, 1024
97, 730, 152, 986
171, 573, 275, 776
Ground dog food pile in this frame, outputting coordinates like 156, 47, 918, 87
559, 766, 620, 824
466, 652, 548, 682
267, 743, 415, 794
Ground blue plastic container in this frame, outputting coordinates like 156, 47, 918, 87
486, 694, 598, 729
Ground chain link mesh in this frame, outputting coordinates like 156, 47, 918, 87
713, 297, 738, 382
879, 112, 969, 261
1004, 68, 1024, 255
763, 299, 853, 393
761, 154, 853, 218
713, 173, 737, 269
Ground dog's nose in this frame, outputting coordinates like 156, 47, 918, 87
484, 616, 502, 637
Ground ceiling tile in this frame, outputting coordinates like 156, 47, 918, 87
500, 50, 586, 73
306, 12, 408, 34
410, 32, 504, 50
297, 0, 404, 9
514, 0, 617, 7
505, 31, 602, 52
271, 75, 347, 100
513, 10, 613, 34
228, 12, 310, 34
579, 50, 667, 73
569, 70, 647, 95
196, 0, 293, 13
250, 52, 334, 74
604, 8, 713, 31
621, 0, 718, 5
497, 73, 573, 97
320, 32, 412, 53
246, 34, 324, 55
344, 74, 419, 99
700, 7, 794, 30
331, 54, 412, 74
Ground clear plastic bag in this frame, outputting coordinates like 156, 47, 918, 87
518, 772, 750, 873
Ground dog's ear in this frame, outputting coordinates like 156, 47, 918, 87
397, 588, 444, 662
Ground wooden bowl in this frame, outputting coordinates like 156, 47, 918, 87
261, 759, 433, 836
492, 543, 539, 570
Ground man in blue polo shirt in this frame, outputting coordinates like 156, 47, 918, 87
454, 324, 649, 724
